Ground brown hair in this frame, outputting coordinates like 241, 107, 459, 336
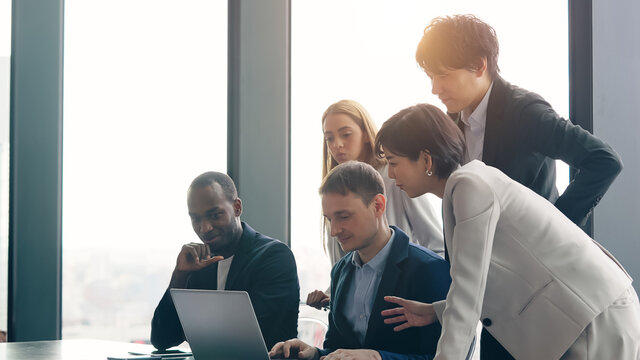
375, 104, 465, 179
416, 14, 500, 77
321, 100, 386, 181
319, 160, 386, 254
320, 161, 385, 206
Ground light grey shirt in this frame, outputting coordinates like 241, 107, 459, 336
342, 229, 395, 345
461, 81, 493, 164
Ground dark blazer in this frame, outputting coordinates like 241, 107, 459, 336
320, 226, 451, 360
150, 222, 300, 350
454, 75, 622, 226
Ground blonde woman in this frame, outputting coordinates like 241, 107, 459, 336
306, 100, 444, 308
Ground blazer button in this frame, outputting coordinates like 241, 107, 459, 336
482, 318, 492, 327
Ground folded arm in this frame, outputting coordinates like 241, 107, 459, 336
150, 288, 186, 350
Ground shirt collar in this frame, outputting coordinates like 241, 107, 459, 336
351, 228, 395, 273
461, 81, 494, 128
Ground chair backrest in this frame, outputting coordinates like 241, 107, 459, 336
297, 303, 329, 348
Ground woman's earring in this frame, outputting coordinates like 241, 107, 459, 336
426, 169, 433, 177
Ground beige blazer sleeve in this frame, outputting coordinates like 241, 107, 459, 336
434, 172, 501, 360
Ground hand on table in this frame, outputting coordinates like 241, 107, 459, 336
269, 338, 319, 360
319, 349, 381, 360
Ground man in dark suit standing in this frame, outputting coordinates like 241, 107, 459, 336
415, 14, 623, 359
150, 171, 299, 351
269, 161, 451, 360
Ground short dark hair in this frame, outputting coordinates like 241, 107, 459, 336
416, 14, 500, 77
375, 104, 465, 179
319, 161, 385, 205
189, 171, 238, 202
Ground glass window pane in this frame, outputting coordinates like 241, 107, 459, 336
63, 0, 227, 342
292, 1, 569, 297
0, 0, 10, 341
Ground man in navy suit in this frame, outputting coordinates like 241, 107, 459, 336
415, 14, 623, 359
151, 171, 299, 350
269, 161, 451, 360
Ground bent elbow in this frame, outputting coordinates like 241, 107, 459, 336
612, 154, 623, 177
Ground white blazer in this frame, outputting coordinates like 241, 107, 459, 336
432, 160, 632, 360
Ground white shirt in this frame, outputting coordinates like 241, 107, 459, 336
216, 255, 235, 290
460, 82, 493, 164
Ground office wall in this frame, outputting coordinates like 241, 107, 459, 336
0, 57, 7, 139
9, 0, 63, 341
1, 56, 8, 333
593, 0, 640, 292
228, 0, 290, 244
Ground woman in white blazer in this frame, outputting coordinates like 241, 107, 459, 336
375, 104, 639, 360
306, 100, 445, 308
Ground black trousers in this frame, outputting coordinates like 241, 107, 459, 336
480, 328, 515, 360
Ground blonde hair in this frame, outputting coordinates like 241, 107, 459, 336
321, 100, 386, 181
321, 100, 386, 255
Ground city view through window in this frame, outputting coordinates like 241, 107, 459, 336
62, 0, 227, 341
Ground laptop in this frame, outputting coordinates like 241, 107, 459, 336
170, 289, 298, 360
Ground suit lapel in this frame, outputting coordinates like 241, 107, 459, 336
483, 76, 508, 166
363, 227, 409, 347
223, 222, 252, 290
331, 258, 360, 346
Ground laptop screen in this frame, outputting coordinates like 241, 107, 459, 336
170, 289, 272, 360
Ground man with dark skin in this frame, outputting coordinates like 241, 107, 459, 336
151, 172, 299, 351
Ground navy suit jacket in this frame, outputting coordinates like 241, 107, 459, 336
320, 226, 451, 360
150, 222, 300, 350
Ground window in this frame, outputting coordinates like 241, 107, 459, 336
63, 0, 227, 342
291, 1, 569, 299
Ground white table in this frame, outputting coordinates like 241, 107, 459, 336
0, 339, 191, 360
